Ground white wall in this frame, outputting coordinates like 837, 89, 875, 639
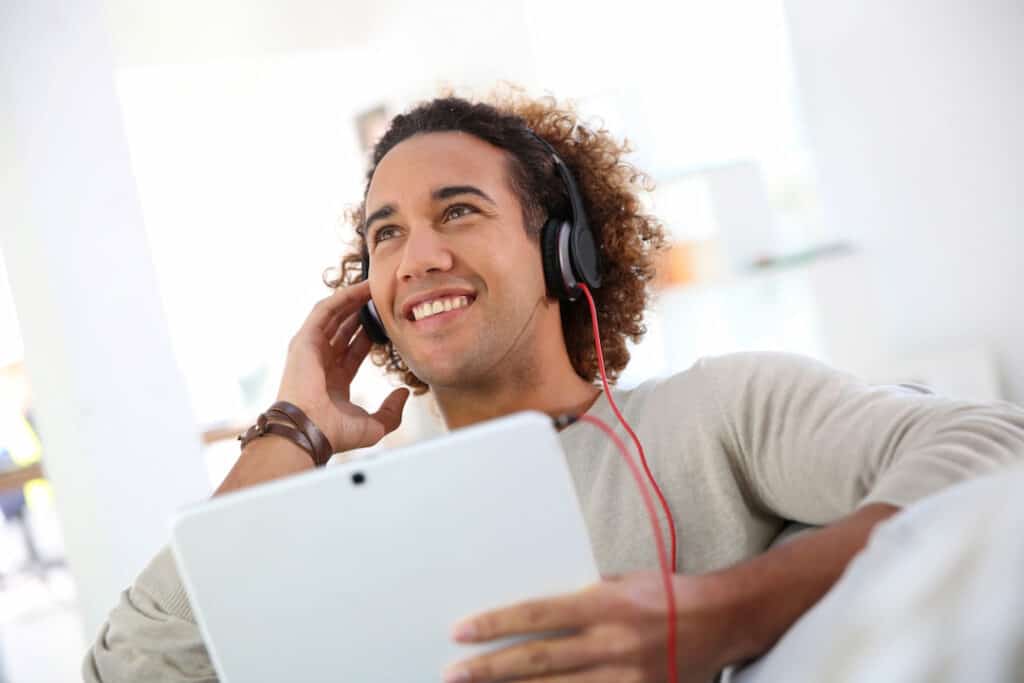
109, 7, 542, 435
784, 0, 1024, 400
0, 0, 210, 638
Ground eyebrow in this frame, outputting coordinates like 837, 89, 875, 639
361, 205, 394, 236
431, 185, 495, 204
362, 185, 496, 235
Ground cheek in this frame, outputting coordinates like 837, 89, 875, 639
477, 229, 542, 278
507, 242, 546, 295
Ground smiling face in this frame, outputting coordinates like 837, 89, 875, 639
363, 131, 558, 391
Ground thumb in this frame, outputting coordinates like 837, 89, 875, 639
370, 388, 410, 436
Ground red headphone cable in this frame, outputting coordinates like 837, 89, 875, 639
576, 282, 679, 682
577, 414, 678, 682
578, 283, 678, 572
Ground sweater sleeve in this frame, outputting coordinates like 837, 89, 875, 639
698, 351, 1024, 524
82, 546, 217, 683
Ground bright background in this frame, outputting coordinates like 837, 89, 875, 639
1, 0, 1021, 680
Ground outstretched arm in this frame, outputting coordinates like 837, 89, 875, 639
439, 503, 899, 683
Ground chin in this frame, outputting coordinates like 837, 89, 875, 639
395, 319, 514, 388
402, 344, 499, 390
405, 356, 473, 388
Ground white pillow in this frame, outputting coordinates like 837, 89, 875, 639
732, 466, 1024, 682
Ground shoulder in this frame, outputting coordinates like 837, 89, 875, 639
604, 352, 852, 434
694, 350, 838, 378
639, 352, 863, 436
629, 351, 839, 399
690, 351, 857, 397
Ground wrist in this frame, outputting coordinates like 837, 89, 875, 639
242, 433, 317, 469
676, 568, 766, 669
248, 398, 335, 466
273, 396, 339, 457
215, 435, 315, 497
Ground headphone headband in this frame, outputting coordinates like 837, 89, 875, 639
527, 130, 602, 297
527, 132, 592, 242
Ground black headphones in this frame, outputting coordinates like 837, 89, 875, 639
358, 130, 602, 345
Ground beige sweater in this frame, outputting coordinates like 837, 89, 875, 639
82, 352, 1024, 682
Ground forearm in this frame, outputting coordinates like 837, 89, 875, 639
214, 435, 315, 496
705, 502, 901, 666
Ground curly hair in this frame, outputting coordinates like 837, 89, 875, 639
324, 90, 666, 394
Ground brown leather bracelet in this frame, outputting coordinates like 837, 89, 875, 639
266, 401, 334, 467
237, 414, 315, 462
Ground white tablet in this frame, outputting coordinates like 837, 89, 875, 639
170, 411, 600, 683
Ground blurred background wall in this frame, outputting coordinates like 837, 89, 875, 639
786, 0, 1024, 400
0, 0, 1020, 679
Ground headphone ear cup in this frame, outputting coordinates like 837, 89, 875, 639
358, 251, 390, 344
359, 301, 390, 344
541, 218, 569, 300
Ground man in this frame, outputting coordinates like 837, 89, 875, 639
84, 93, 1024, 682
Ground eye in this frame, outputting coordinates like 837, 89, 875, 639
372, 225, 400, 245
443, 203, 477, 221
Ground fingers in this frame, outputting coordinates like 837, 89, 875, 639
347, 388, 408, 450
302, 280, 371, 337
323, 310, 347, 345
370, 388, 409, 435
329, 312, 364, 349
336, 328, 373, 383
443, 633, 600, 683
527, 666, 644, 683
453, 588, 603, 643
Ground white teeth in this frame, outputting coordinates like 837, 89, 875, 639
411, 295, 471, 321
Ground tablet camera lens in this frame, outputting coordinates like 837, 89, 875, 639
352, 472, 366, 485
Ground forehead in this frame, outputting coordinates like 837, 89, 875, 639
365, 132, 513, 210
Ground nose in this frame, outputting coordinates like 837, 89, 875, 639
395, 225, 454, 281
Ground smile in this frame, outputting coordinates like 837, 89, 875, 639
410, 295, 472, 322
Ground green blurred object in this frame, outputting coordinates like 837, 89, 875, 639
747, 241, 854, 273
